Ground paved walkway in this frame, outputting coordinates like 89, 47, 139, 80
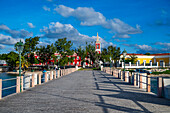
0, 71, 170, 113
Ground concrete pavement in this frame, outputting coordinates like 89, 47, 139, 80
0, 70, 169, 113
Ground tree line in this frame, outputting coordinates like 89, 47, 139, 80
0, 36, 131, 70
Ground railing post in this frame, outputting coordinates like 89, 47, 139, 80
129, 72, 131, 84
125, 71, 129, 82
45, 72, 47, 82
16, 76, 20, 93
38, 73, 41, 85
21, 76, 23, 92
157, 77, 163, 97
50, 71, 53, 80
54, 70, 56, 79
134, 73, 136, 86
129, 62, 131, 67
147, 76, 151, 92
150, 62, 152, 66
121, 71, 123, 80
0, 79, 2, 99
139, 74, 142, 88
57, 70, 60, 78
32, 74, 35, 87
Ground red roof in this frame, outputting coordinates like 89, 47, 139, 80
121, 53, 170, 56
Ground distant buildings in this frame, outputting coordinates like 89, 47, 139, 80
120, 53, 170, 67
0, 60, 7, 66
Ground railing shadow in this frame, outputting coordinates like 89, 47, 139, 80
92, 71, 170, 113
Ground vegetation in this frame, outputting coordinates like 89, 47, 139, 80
101, 46, 121, 67
75, 46, 87, 68
0, 36, 122, 71
54, 38, 74, 68
125, 54, 138, 64
145, 52, 150, 55
152, 70, 170, 75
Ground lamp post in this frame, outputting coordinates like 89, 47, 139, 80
16, 40, 24, 92
110, 56, 112, 74
122, 49, 127, 72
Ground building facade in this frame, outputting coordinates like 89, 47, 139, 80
120, 53, 170, 66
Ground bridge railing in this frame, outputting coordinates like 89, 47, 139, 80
0, 68, 77, 100
102, 67, 170, 99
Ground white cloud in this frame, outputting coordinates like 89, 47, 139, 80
0, 44, 5, 49
114, 39, 126, 42
0, 34, 24, 45
27, 22, 35, 28
54, 5, 142, 38
40, 22, 114, 48
123, 43, 170, 54
43, 6, 51, 12
155, 42, 170, 47
47, 0, 53, 2
0, 24, 33, 38
0, 24, 10, 31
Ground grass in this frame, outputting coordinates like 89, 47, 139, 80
152, 70, 170, 75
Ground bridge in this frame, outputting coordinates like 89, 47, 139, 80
0, 70, 170, 113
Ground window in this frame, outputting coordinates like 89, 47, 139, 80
97, 45, 99, 49
137, 60, 140, 65
77, 56, 79, 60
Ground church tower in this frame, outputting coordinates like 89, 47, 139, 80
95, 32, 101, 54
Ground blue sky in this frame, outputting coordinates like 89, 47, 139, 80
0, 0, 170, 54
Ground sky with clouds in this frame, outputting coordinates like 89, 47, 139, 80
0, 0, 169, 54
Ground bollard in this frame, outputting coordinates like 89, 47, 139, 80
32, 74, 35, 87
38, 73, 41, 85
134, 73, 136, 86
21, 76, 23, 92
16, 76, 20, 93
50, 71, 53, 80
157, 77, 163, 97
53, 70, 56, 79
45, 72, 47, 82
0, 79, 2, 99
147, 76, 151, 92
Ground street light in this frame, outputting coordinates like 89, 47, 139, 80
16, 40, 24, 92
110, 56, 112, 73
122, 49, 127, 72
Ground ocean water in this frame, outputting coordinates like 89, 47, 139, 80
0, 73, 17, 97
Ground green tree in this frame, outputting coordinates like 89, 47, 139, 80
101, 48, 109, 63
75, 46, 87, 68
107, 46, 121, 66
6, 51, 19, 70
145, 52, 150, 55
0, 53, 8, 60
125, 54, 138, 64
54, 38, 74, 68
86, 42, 100, 68
15, 36, 40, 66
37, 43, 57, 68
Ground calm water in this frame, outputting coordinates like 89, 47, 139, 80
0, 73, 17, 97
